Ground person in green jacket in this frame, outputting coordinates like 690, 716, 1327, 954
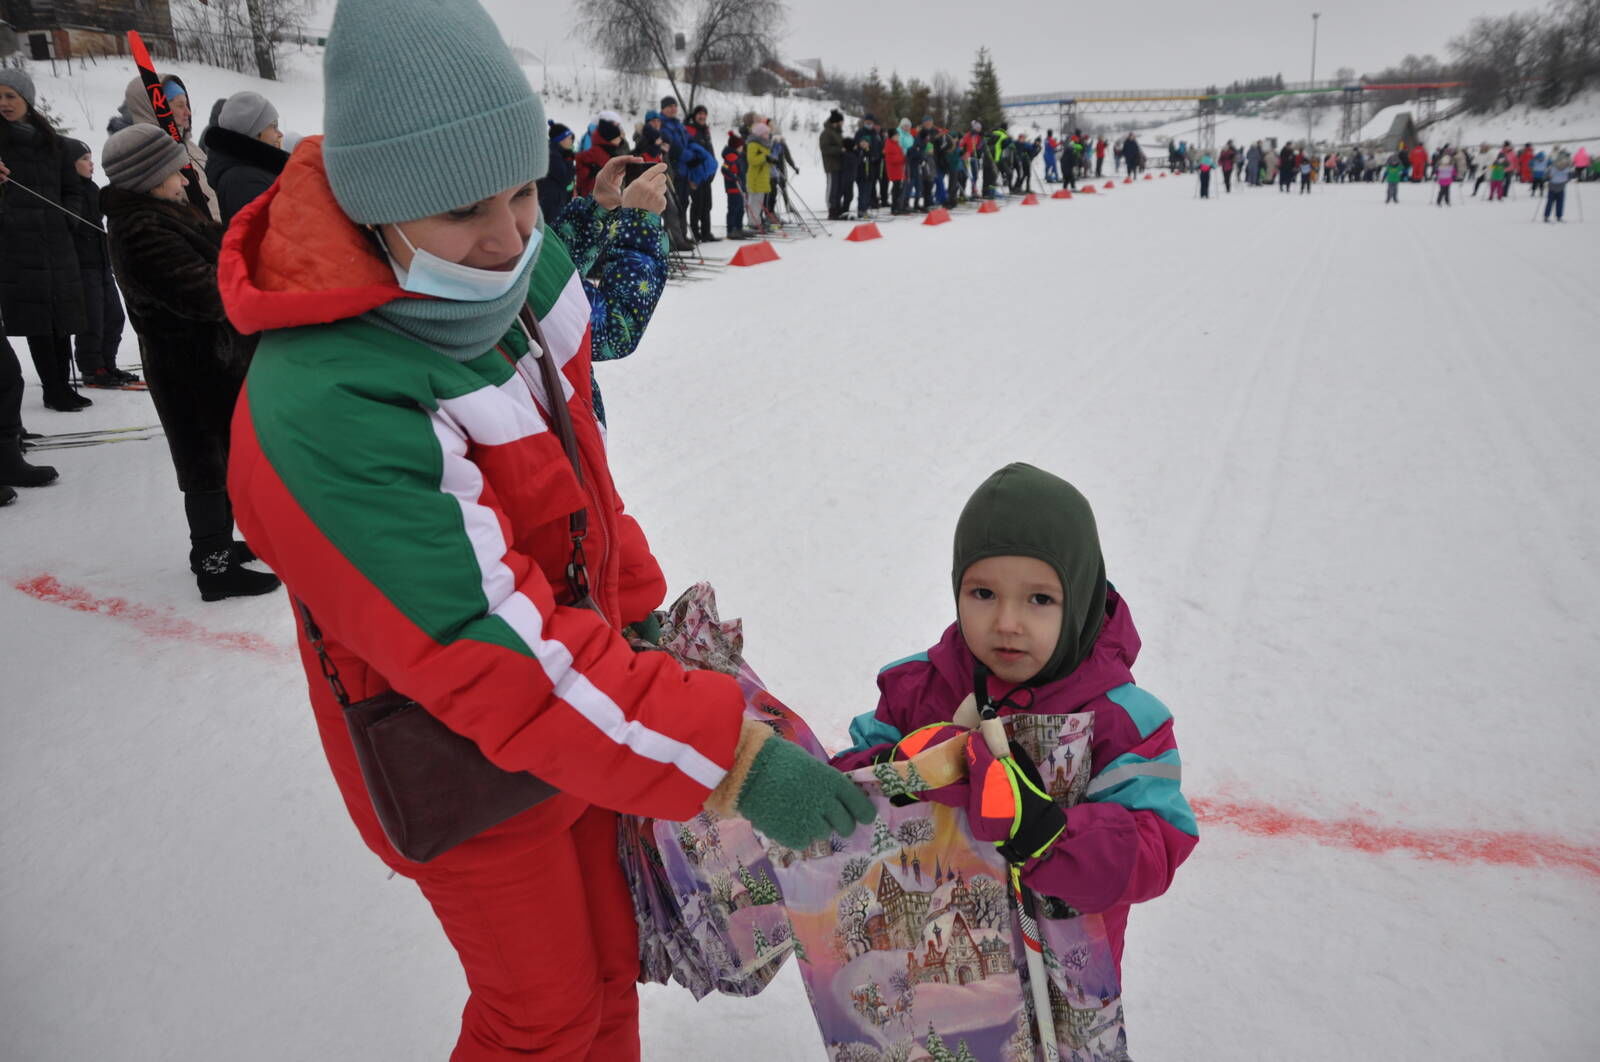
1384, 154, 1403, 204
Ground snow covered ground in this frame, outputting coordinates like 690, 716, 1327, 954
4, 54, 1599, 1062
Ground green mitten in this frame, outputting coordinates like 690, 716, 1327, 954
736, 737, 876, 849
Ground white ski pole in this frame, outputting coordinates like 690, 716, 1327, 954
975, 699, 1061, 1062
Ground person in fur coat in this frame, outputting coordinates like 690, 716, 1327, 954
100, 124, 280, 602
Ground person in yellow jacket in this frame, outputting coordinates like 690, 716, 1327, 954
744, 121, 774, 233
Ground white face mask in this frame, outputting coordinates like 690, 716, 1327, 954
384, 222, 542, 302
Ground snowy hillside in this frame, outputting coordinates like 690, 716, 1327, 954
1128, 90, 1600, 151
17, 49, 847, 202
4, 49, 1599, 1062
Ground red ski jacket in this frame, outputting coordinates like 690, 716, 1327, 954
219, 140, 744, 873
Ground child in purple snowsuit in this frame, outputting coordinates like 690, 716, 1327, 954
833, 463, 1198, 979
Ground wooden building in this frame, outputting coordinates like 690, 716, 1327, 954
0, 1, 175, 60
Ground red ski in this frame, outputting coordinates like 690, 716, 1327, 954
126, 31, 211, 215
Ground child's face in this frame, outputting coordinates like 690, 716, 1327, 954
957, 555, 1064, 686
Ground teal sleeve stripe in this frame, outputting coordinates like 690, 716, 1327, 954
1105, 683, 1173, 740
877, 651, 930, 675
1088, 750, 1198, 837
845, 711, 904, 756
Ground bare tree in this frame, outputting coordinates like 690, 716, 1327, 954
965, 874, 1006, 929
685, 0, 785, 108
575, 0, 785, 113
172, 0, 314, 80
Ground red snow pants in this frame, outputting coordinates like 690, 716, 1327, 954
412, 806, 641, 1060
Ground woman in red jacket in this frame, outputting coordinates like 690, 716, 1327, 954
219, 2, 872, 1058
884, 131, 907, 214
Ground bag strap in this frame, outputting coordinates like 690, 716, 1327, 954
292, 304, 598, 705
516, 304, 593, 605
295, 598, 352, 710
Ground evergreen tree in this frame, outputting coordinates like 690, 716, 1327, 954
952, 1041, 979, 1062
864, 67, 889, 120
925, 1024, 955, 1062
871, 818, 898, 856
888, 72, 909, 124
964, 47, 1005, 131
907, 78, 932, 123
903, 761, 929, 794
752, 868, 781, 905
873, 762, 909, 799
752, 924, 770, 955
791, 924, 809, 962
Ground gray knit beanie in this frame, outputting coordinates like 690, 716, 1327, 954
103, 125, 188, 193
0, 68, 36, 109
218, 91, 278, 138
322, 0, 547, 224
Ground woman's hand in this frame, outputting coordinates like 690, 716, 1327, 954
594, 155, 668, 215
620, 162, 668, 216
591, 154, 634, 211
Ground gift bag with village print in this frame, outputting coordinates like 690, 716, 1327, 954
618, 583, 822, 998
767, 711, 1129, 1062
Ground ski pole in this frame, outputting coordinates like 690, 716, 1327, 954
974, 676, 1061, 1062
0, 174, 107, 231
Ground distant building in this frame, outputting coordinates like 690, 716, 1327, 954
0, 0, 176, 60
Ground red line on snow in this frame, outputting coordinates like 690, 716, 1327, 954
13, 575, 1600, 882
1192, 798, 1600, 881
13, 574, 292, 660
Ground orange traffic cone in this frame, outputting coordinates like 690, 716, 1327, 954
1123, 176, 1133, 184
1103, 180, 1115, 189
923, 207, 952, 225
978, 200, 1001, 213
1052, 188, 1073, 199
845, 223, 883, 242
1021, 193, 1040, 205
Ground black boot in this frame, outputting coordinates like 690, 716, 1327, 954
0, 435, 57, 488
185, 490, 281, 602
1, 484, 15, 507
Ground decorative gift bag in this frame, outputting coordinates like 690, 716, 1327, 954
768, 713, 1129, 1062
619, 584, 823, 998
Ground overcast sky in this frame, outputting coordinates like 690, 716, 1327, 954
322, 1, 1546, 95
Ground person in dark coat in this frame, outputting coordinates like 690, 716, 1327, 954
537, 121, 576, 224
200, 91, 289, 226
856, 115, 882, 215
0, 69, 91, 412
721, 130, 748, 238
1219, 140, 1237, 193
100, 124, 280, 602
685, 105, 719, 242
820, 108, 846, 218
60, 139, 134, 388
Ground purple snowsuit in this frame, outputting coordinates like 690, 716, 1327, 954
833, 588, 1198, 974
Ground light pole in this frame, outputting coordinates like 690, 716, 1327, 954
1308, 12, 1321, 149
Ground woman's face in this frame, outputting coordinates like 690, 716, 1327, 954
167, 93, 191, 135
75, 154, 94, 179
0, 86, 28, 123
150, 170, 189, 203
257, 122, 284, 149
379, 181, 539, 272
